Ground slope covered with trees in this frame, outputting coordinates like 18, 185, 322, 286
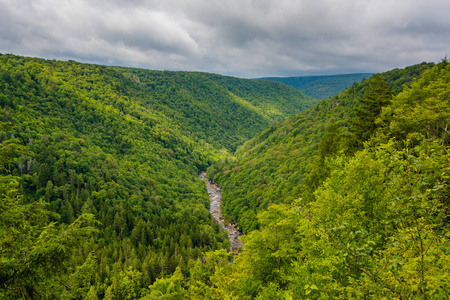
209, 62, 434, 233
111, 67, 317, 151
0, 54, 315, 299
153, 61, 449, 299
2, 52, 448, 299
260, 73, 373, 99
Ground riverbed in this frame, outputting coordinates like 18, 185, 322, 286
199, 171, 243, 253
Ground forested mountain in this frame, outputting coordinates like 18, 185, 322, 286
0, 54, 315, 299
260, 73, 374, 99
190, 60, 448, 299
117, 69, 317, 151
2, 53, 449, 299
210, 62, 434, 233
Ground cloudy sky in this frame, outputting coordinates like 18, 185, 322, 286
1, 0, 449, 78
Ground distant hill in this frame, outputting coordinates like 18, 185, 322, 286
108, 68, 318, 152
260, 73, 373, 99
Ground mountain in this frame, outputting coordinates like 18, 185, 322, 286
0, 54, 316, 299
116, 69, 318, 151
260, 73, 374, 99
197, 60, 449, 298
209, 62, 434, 233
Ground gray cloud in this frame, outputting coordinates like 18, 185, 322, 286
1, 0, 448, 77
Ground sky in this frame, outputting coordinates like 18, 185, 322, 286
1, 0, 449, 78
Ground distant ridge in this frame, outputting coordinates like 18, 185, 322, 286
259, 73, 373, 99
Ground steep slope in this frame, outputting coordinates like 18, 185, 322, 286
0, 54, 316, 299
113, 67, 317, 151
151, 61, 450, 299
210, 62, 434, 233
260, 73, 373, 99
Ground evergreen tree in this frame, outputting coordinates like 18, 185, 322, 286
302, 122, 341, 203
349, 74, 392, 149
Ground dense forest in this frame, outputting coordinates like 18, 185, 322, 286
210, 62, 435, 233
260, 73, 374, 100
0, 54, 314, 299
1, 53, 449, 299
202, 60, 449, 299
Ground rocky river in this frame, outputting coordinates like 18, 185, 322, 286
199, 172, 243, 253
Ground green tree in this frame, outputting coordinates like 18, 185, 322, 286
311, 139, 450, 298
379, 61, 450, 145
302, 122, 341, 202
349, 74, 392, 149
0, 176, 98, 299
146, 267, 186, 299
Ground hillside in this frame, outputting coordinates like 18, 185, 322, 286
183, 62, 449, 298
0, 54, 316, 299
116, 69, 317, 151
209, 62, 434, 233
260, 73, 374, 99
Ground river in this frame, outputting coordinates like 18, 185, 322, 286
199, 171, 243, 253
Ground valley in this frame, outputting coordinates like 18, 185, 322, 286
1, 54, 449, 299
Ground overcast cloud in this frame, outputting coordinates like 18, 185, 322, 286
1, 0, 448, 77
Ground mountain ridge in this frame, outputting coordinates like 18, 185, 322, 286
259, 72, 374, 99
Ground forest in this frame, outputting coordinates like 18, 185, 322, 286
209, 62, 435, 233
0, 54, 314, 299
206, 60, 449, 299
1, 53, 449, 299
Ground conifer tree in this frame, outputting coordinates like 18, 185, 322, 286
349, 74, 392, 149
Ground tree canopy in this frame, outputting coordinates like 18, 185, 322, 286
2, 53, 448, 299
0, 54, 316, 299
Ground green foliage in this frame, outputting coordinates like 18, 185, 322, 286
1, 52, 447, 299
147, 267, 186, 299
379, 62, 450, 145
114, 67, 317, 151
190, 138, 449, 299
349, 74, 392, 150
236, 204, 302, 287
0, 54, 316, 298
210, 62, 433, 233
302, 122, 341, 202
0, 176, 98, 299
311, 139, 450, 298
194, 60, 448, 299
